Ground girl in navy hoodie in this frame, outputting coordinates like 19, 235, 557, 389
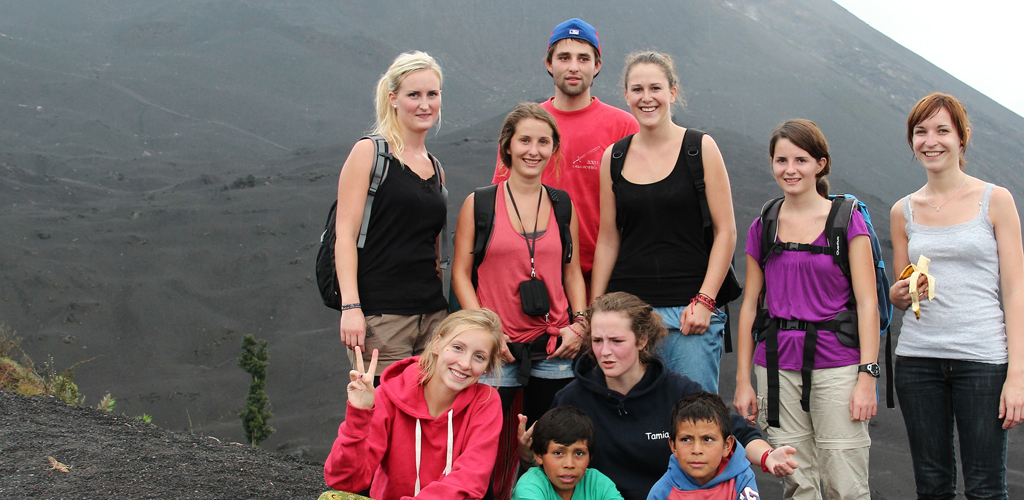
325, 309, 505, 500
518, 292, 798, 500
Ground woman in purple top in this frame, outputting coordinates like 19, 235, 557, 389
733, 119, 879, 500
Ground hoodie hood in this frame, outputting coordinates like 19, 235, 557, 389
328, 355, 500, 499
665, 441, 752, 491
574, 353, 672, 400
377, 356, 493, 420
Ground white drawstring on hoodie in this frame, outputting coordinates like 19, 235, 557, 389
413, 409, 454, 495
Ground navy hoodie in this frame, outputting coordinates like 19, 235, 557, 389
552, 356, 762, 500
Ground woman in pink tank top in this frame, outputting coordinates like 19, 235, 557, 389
452, 102, 587, 499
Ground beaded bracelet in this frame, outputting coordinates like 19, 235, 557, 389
341, 303, 362, 311
571, 311, 586, 323
761, 448, 773, 473
691, 292, 716, 312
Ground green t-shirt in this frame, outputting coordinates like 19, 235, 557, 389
512, 466, 624, 500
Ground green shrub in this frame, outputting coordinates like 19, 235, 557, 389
0, 324, 101, 407
238, 334, 274, 446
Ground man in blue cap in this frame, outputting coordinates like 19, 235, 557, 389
494, 18, 638, 290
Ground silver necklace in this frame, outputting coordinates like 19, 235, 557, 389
925, 174, 968, 212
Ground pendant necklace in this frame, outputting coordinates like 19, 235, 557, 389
925, 173, 968, 212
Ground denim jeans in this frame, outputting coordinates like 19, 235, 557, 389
895, 356, 1009, 500
479, 357, 575, 387
653, 306, 726, 393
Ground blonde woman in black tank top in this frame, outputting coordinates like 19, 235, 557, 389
335, 52, 449, 378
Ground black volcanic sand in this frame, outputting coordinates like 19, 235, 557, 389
0, 390, 324, 499
3, 1, 1024, 498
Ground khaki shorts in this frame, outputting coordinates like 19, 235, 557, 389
347, 309, 447, 376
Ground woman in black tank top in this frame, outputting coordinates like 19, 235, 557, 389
590, 51, 737, 394
333, 51, 449, 378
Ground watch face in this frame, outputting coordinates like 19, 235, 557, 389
861, 363, 880, 378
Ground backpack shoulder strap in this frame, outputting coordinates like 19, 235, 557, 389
681, 128, 710, 229
428, 152, 450, 271
356, 134, 392, 249
825, 196, 857, 277
759, 197, 785, 269
608, 134, 634, 185
471, 184, 499, 288
544, 185, 574, 264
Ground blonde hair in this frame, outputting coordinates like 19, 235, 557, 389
419, 309, 504, 385
372, 51, 443, 162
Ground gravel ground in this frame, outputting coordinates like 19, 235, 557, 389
0, 390, 326, 499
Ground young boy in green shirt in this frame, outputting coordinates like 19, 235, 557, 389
512, 406, 623, 500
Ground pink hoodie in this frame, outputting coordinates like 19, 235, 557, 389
324, 356, 502, 500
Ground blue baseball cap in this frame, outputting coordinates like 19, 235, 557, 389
548, 18, 600, 55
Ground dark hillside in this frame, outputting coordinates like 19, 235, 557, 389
1, 1, 1022, 495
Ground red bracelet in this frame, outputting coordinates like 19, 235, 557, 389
761, 448, 773, 473
568, 324, 583, 338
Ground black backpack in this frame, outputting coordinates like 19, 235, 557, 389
608, 127, 743, 351
755, 195, 895, 427
469, 184, 573, 287
315, 135, 449, 311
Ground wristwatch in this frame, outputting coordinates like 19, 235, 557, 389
858, 363, 881, 378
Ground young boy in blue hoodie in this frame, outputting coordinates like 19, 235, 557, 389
647, 392, 760, 500
513, 406, 623, 500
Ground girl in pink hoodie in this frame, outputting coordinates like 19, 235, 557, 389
325, 309, 505, 500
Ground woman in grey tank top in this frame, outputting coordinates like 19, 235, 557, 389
889, 93, 1024, 499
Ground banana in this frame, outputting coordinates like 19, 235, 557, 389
900, 255, 935, 320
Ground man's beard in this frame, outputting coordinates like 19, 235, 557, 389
556, 77, 590, 97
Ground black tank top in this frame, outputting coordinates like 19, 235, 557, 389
357, 159, 447, 315
607, 140, 708, 307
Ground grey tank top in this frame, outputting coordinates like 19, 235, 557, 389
896, 183, 1007, 363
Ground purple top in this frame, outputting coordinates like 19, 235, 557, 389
746, 209, 868, 370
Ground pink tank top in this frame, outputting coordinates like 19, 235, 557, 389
476, 182, 570, 344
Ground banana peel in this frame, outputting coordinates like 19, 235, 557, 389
899, 255, 935, 320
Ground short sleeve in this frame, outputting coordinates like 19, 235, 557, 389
745, 218, 764, 263
588, 469, 625, 500
847, 208, 869, 242
510, 467, 552, 500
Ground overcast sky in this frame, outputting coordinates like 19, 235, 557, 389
833, 0, 1023, 118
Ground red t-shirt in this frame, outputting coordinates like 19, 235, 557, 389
493, 97, 638, 276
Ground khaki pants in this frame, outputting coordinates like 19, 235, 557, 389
347, 310, 447, 376
755, 364, 871, 500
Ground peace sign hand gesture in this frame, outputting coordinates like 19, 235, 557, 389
347, 346, 378, 410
